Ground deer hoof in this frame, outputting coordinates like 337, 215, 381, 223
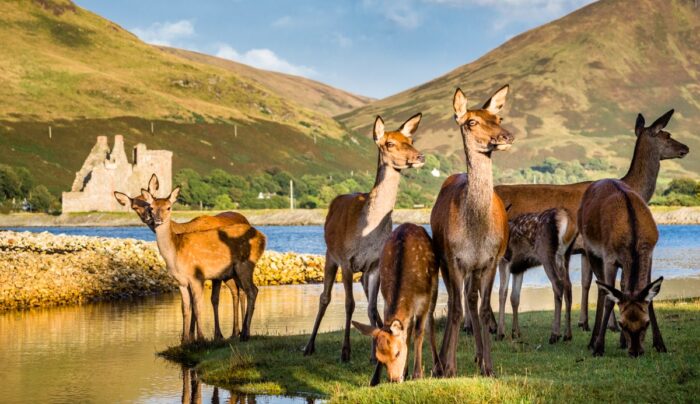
563, 334, 572, 342
607, 323, 620, 333
303, 344, 315, 356
496, 333, 505, 341
592, 344, 605, 357
463, 325, 474, 336
239, 333, 250, 342
481, 367, 496, 377
578, 321, 590, 331
341, 347, 351, 362
549, 334, 561, 344
511, 330, 521, 340
654, 343, 667, 353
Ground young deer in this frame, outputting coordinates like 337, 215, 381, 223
579, 179, 666, 357
304, 113, 425, 362
493, 109, 688, 332
431, 85, 513, 377
114, 174, 249, 339
352, 224, 439, 385
499, 208, 577, 343
141, 188, 266, 342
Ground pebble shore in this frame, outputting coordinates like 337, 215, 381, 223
0, 231, 349, 311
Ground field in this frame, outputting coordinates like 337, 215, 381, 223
161, 299, 700, 403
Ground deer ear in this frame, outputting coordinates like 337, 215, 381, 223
596, 280, 624, 304
148, 174, 160, 194
453, 88, 468, 120
352, 321, 379, 337
650, 109, 674, 135
635, 113, 645, 137
169, 187, 180, 203
141, 189, 154, 204
637, 277, 663, 303
483, 84, 509, 115
399, 113, 422, 137
373, 116, 385, 144
389, 319, 404, 336
114, 192, 131, 206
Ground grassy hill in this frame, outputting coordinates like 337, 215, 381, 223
0, 0, 374, 194
338, 0, 700, 180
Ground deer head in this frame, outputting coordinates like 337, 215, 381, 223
113, 174, 161, 230
352, 320, 408, 382
635, 110, 689, 160
453, 85, 514, 154
596, 277, 663, 357
141, 187, 180, 228
373, 113, 425, 170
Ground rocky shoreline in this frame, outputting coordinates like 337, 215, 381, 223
0, 231, 345, 311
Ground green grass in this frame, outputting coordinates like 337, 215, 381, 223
160, 298, 700, 403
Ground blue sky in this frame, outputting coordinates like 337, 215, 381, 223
74, 0, 594, 99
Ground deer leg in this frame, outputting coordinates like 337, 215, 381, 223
428, 275, 441, 374
510, 271, 524, 340
649, 301, 667, 353
462, 277, 473, 335
189, 280, 206, 341
211, 279, 224, 340
341, 268, 356, 363
543, 260, 563, 344
179, 285, 193, 343
365, 266, 382, 364
437, 262, 464, 378
578, 254, 592, 331
592, 258, 617, 356
479, 263, 497, 377
497, 259, 510, 341
466, 272, 483, 368
223, 279, 240, 338
370, 362, 382, 386
404, 317, 414, 380
413, 314, 427, 380
562, 259, 573, 342
304, 255, 339, 356
237, 261, 258, 342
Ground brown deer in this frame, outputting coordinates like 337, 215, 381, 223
352, 223, 440, 385
115, 175, 249, 339
431, 85, 513, 377
498, 208, 577, 343
304, 113, 425, 362
578, 179, 666, 357
141, 187, 266, 342
493, 109, 688, 332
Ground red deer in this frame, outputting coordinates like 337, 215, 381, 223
578, 179, 666, 357
498, 208, 577, 343
431, 85, 513, 377
352, 224, 439, 385
493, 109, 688, 332
304, 113, 425, 362
140, 188, 265, 342
115, 175, 249, 339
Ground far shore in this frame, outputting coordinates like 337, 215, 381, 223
1, 206, 700, 227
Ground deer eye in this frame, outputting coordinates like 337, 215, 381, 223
167, 207, 171, 211
386, 141, 396, 148
467, 119, 478, 127
395, 350, 401, 359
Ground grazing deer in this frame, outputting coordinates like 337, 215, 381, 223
352, 224, 440, 385
115, 175, 249, 339
431, 85, 513, 377
498, 208, 577, 343
141, 188, 265, 342
304, 113, 426, 362
493, 109, 688, 332
578, 179, 666, 357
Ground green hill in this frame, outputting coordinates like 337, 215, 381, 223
338, 0, 700, 180
0, 0, 374, 194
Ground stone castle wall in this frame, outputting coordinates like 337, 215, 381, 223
62, 135, 172, 212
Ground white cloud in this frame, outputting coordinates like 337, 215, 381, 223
271, 15, 294, 28
333, 33, 353, 48
215, 45, 317, 77
363, 0, 422, 29
131, 20, 195, 46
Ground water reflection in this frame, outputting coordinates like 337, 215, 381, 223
180, 367, 316, 404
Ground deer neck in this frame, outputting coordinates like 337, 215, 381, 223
621, 136, 660, 202
462, 132, 494, 221
363, 155, 401, 234
153, 220, 178, 271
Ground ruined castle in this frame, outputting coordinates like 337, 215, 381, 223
62, 135, 172, 212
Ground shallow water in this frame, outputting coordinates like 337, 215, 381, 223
1, 225, 700, 402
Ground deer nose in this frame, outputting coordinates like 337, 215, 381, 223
679, 146, 689, 157
417, 154, 425, 163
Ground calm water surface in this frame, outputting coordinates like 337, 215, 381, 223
1, 225, 699, 403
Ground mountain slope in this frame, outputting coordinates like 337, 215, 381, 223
160, 47, 373, 117
0, 0, 375, 193
339, 0, 700, 178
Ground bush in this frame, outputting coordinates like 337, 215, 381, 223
28, 185, 57, 213
213, 194, 236, 210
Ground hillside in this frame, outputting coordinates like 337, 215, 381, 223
338, 0, 700, 179
0, 0, 375, 193
160, 47, 372, 117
